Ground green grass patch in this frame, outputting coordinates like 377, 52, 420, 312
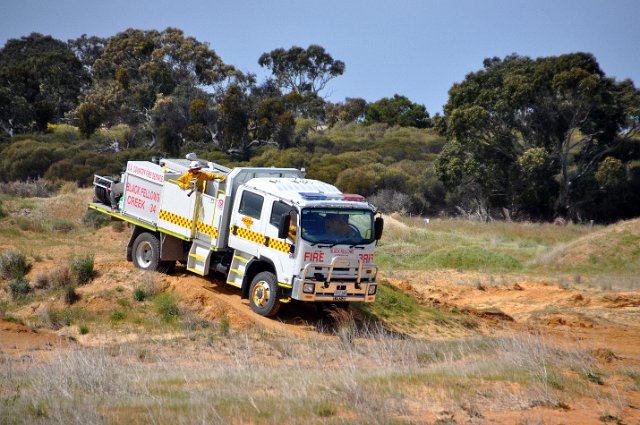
110, 309, 127, 323
154, 292, 180, 323
48, 307, 86, 329
424, 246, 522, 271
356, 281, 474, 332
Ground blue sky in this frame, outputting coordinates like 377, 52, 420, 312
1, 0, 639, 114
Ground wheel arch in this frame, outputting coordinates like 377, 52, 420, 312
241, 257, 277, 299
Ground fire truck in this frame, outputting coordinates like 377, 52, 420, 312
90, 156, 383, 317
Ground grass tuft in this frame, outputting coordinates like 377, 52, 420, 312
154, 292, 180, 323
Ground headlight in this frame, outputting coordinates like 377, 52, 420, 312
367, 285, 377, 295
303, 283, 315, 294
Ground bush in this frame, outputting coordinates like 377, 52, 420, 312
49, 266, 72, 288
70, 254, 95, 285
133, 287, 148, 302
82, 209, 110, 229
154, 292, 180, 323
79, 324, 89, 335
9, 277, 31, 299
0, 249, 29, 280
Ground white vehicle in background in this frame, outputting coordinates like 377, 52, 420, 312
90, 155, 384, 317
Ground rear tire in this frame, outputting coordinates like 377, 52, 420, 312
249, 271, 281, 317
132, 232, 173, 273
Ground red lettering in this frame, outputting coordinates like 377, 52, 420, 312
304, 252, 324, 262
126, 195, 145, 210
359, 253, 374, 263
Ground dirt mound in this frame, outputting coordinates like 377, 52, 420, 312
537, 218, 640, 272
601, 293, 640, 308
0, 319, 72, 357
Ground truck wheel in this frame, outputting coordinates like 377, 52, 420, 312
132, 232, 171, 272
249, 272, 281, 317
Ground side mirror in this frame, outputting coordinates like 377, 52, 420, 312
278, 214, 292, 239
374, 217, 384, 241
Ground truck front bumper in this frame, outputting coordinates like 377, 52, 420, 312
291, 257, 378, 303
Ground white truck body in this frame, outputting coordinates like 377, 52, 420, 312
90, 157, 382, 316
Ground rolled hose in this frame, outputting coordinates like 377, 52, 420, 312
94, 184, 111, 205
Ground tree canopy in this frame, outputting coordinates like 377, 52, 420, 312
364, 94, 431, 128
436, 53, 640, 220
258, 45, 345, 96
0, 33, 89, 135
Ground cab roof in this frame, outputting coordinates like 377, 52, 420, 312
244, 177, 374, 210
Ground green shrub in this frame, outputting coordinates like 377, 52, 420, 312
154, 292, 180, 323
110, 309, 127, 322
0, 200, 6, 219
9, 277, 31, 299
70, 254, 95, 285
82, 209, 110, 229
0, 249, 29, 279
133, 287, 148, 302
79, 324, 89, 335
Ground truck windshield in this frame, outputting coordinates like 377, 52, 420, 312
300, 208, 375, 245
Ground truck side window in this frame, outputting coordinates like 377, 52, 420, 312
238, 191, 264, 219
269, 201, 290, 227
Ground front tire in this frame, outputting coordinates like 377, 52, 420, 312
249, 271, 281, 317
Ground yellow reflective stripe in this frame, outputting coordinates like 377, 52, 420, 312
231, 225, 292, 254
278, 283, 293, 289
158, 228, 191, 241
233, 255, 249, 262
189, 254, 205, 260
279, 298, 291, 303
159, 210, 192, 229
230, 268, 244, 276
187, 267, 205, 276
226, 281, 241, 288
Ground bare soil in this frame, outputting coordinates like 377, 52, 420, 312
1, 224, 639, 424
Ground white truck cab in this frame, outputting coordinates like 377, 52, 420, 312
90, 156, 383, 317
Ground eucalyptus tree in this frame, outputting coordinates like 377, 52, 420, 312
436, 52, 639, 220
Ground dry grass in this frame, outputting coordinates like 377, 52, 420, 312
0, 327, 620, 425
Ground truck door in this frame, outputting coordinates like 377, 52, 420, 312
228, 188, 265, 257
